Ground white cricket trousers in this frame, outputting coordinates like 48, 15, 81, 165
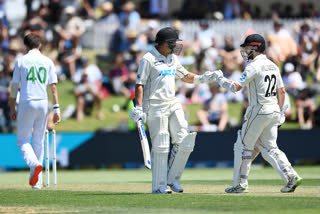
17, 100, 48, 169
241, 105, 280, 150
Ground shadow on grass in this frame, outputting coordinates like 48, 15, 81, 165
76, 192, 149, 196
174, 179, 320, 186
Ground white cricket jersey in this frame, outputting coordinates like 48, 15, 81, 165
136, 47, 188, 102
238, 54, 284, 112
12, 49, 57, 102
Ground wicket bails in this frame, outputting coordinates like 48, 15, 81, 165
45, 129, 57, 187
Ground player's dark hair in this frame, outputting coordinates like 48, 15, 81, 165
24, 33, 41, 49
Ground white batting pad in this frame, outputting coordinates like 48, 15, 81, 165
151, 132, 170, 192
167, 132, 197, 185
257, 144, 296, 183
233, 130, 244, 186
151, 152, 168, 192
239, 150, 252, 188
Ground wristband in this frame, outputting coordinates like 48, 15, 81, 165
136, 105, 143, 111
53, 104, 60, 114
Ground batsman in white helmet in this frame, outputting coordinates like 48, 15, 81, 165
217, 34, 302, 193
130, 27, 222, 194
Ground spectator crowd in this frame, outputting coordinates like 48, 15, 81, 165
0, 0, 320, 133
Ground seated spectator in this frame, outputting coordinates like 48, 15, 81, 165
203, 37, 219, 71
295, 88, 316, 129
0, 69, 13, 132
73, 58, 102, 84
190, 83, 212, 104
78, 0, 96, 19
282, 62, 306, 97
269, 19, 297, 61
224, 0, 241, 19
118, 1, 141, 30
54, 6, 85, 50
197, 84, 228, 132
193, 19, 215, 56
122, 70, 137, 109
74, 69, 103, 121
109, 53, 129, 95
143, 20, 159, 51
265, 32, 284, 65
57, 40, 79, 79
97, 1, 119, 32
219, 35, 242, 69
109, 27, 146, 56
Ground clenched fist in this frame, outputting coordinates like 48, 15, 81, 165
129, 106, 146, 123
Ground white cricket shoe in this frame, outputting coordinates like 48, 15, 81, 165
225, 184, 249, 193
168, 181, 183, 193
281, 175, 303, 193
29, 165, 43, 186
152, 186, 172, 194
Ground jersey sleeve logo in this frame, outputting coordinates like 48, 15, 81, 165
240, 73, 247, 82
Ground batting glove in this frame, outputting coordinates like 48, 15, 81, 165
278, 104, 288, 128
212, 70, 224, 82
129, 105, 146, 123
194, 70, 223, 84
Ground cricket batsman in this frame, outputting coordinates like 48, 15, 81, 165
130, 27, 222, 194
217, 33, 302, 193
9, 33, 61, 189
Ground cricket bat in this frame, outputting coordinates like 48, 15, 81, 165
133, 99, 151, 169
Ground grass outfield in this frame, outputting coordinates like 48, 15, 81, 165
0, 166, 319, 214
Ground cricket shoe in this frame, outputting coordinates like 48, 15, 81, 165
225, 184, 249, 193
281, 175, 303, 193
152, 186, 172, 194
29, 165, 43, 186
32, 174, 43, 189
168, 181, 183, 193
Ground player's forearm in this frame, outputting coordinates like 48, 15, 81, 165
181, 72, 195, 84
276, 88, 286, 110
50, 84, 59, 105
9, 98, 16, 112
135, 84, 144, 106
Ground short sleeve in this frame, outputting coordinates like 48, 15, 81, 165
276, 70, 284, 89
48, 59, 58, 84
136, 58, 151, 85
238, 65, 257, 87
12, 59, 21, 83
174, 55, 188, 79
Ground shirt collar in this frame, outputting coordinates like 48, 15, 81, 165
28, 49, 41, 54
253, 54, 266, 61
